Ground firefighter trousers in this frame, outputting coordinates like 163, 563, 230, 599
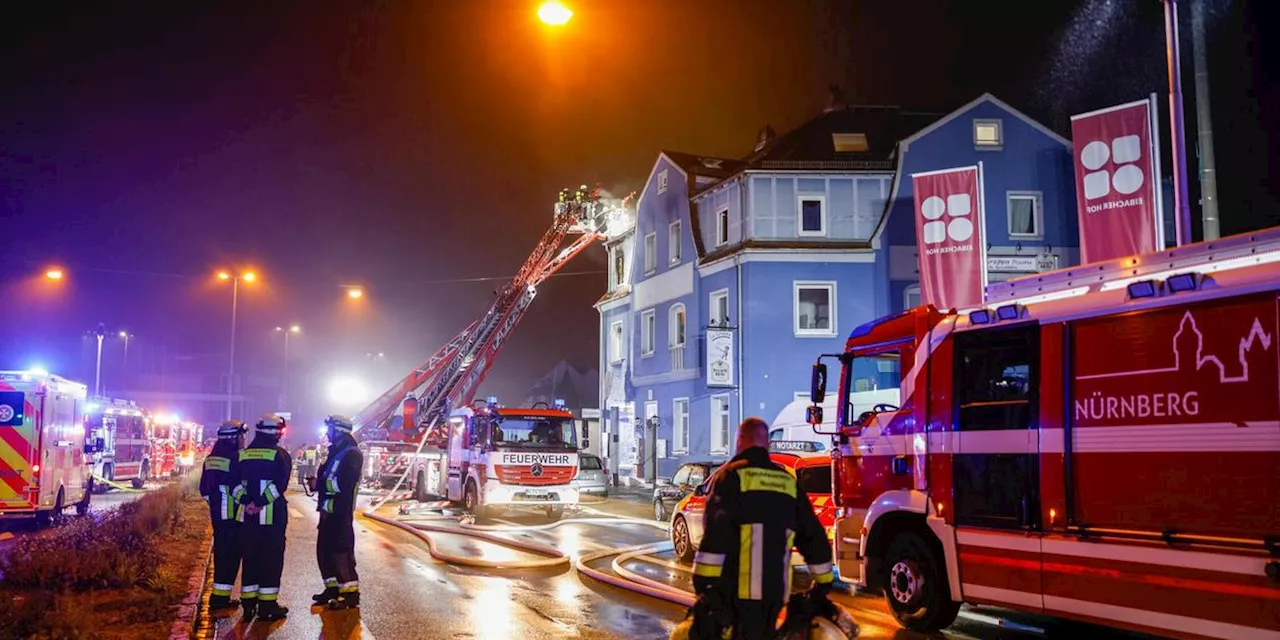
210, 520, 242, 603
317, 512, 359, 595
731, 600, 783, 640
240, 520, 287, 605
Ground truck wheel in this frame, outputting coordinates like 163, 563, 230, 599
671, 515, 694, 563
37, 489, 66, 527
133, 461, 148, 489
545, 505, 564, 520
77, 480, 92, 516
464, 481, 487, 522
414, 471, 428, 503
883, 531, 961, 632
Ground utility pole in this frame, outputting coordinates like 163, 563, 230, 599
226, 277, 239, 420
92, 323, 107, 397
1163, 0, 1194, 247
1190, 0, 1220, 239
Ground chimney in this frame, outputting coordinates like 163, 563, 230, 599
754, 124, 776, 153
825, 84, 846, 113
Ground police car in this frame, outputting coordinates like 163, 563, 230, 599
667, 441, 834, 562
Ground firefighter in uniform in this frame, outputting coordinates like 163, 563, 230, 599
311, 414, 364, 610
687, 417, 836, 640
200, 420, 247, 612
234, 414, 293, 622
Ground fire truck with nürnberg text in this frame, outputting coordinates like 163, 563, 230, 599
807, 228, 1280, 639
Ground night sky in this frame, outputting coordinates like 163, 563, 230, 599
2, 1, 1275, 428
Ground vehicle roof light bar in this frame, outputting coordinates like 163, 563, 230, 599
1126, 279, 1160, 299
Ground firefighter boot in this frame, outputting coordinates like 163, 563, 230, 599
312, 587, 339, 605
241, 600, 257, 623
256, 601, 289, 621
327, 593, 360, 610
209, 595, 240, 613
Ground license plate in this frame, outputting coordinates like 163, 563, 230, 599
523, 489, 547, 497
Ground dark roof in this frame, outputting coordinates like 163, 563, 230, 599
661, 150, 746, 182
745, 105, 945, 170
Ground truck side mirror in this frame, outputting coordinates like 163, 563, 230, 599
810, 362, 828, 404
805, 405, 824, 426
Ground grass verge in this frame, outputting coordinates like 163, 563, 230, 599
0, 478, 211, 640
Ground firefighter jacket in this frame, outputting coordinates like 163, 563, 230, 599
233, 436, 293, 526
199, 442, 241, 522
691, 446, 834, 602
316, 437, 363, 517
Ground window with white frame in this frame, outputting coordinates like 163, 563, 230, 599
640, 309, 656, 356
672, 398, 690, 453
708, 289, 729, 327
643, 232, 656, 275
609, 320, 624, 363
794, 281, 836, 336
798, 195, 826, 236
669, 304, 686, 347
1007, 192, 1043, 238
668, 220, 682, 264
715, 207, 729, 247
658, 169, 669, 194
710, 395, 731, 454
903, 284, 922, 311
974, 119, 1003, 149
610, 246, 626, 289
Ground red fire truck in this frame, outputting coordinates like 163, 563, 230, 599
808, 230, 1280, 639
86, 399, 153, 490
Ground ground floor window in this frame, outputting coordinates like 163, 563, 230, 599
710, 394, 731, 454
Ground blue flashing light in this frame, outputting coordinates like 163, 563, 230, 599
849, 309, 910, 339
25, 366, 49, 378
1166, 272, 1198, 293
553, 398, 566, 408
996, 304, 1020, 321
968, 309, 992, 325
485, 395, 498, 405
1126, 280, 1159, 299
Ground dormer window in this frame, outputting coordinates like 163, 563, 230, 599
832, 133, 869, 153
974, 119, 1003, 149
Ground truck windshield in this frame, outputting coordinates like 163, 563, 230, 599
847, 352, 903, 422
491, 417, 576, 449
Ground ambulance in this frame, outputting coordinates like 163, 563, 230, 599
0, 370, 93, 524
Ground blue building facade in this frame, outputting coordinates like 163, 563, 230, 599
598, 94, 1079, 483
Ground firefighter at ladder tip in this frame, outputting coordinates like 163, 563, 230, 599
311, 414, 363, 610
200, 420, 248, 613
234, 414, 293, 622
673, 417, 857, 640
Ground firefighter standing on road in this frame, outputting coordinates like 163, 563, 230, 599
687, 417, 836, 640
200, 420, 247, 613
311, 414, 364, 610
234, 414, 294, 622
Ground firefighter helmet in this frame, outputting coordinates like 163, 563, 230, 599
256, 413, 285, 435
217, 420, 247, 439
325, 414, 354, 433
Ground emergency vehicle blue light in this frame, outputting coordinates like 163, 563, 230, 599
849, 309, 909, 339
553, 398, 566, 408
1166, 272, 1198, 293
485, 395, 498, 405
1126, 280, 1158, 299
968, 309, 992, 325
25, 366, 48, 378
996, 304, 1020, 321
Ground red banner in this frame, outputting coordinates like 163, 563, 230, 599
1071, 98, 1164, 264
912, 165, 986, 311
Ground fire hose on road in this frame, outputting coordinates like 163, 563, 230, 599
358, 504, 697, 605
91, 474, 147, 493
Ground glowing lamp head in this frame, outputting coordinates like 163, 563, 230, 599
347, 287, 363, 300
45, 268, 64, 281
217, 271, 231, 281
241, 271, 257, 283
538, 1, 572, 25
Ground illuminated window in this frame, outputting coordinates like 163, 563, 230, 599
974, 119, 1003, 149
832, 133, 869, 153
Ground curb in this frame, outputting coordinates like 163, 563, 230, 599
169, 529, 214, 640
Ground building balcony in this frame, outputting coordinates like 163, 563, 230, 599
670, 345, 685, 370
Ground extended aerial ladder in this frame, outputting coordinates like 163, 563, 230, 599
353, 186, 621, 447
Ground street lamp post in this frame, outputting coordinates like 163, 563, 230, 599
275, 325, 300, 413
118, 331, 131, 367
1163, 0, 1194, 246
92, 323, 107, 397
217, 270, 257, 420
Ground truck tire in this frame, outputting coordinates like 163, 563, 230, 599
37, 489, 65, 527
464, 481, 487, 522
414, 470, 429, 503
883, 530, 961, 632
133, 461, 148, 490
77, 481, 92, 516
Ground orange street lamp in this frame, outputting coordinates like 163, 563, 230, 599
45, 267, 65, 281
538, 1, 572, 26
346, 287, 364, 300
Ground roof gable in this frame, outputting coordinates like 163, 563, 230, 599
900, 93, 1070, 149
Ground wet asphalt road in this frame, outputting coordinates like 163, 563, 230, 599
201, 489, 1148, 640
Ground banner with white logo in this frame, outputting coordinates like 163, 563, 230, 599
911, 165, 987, 311
1070, 97, 1165, 264
706, 328, 735, 388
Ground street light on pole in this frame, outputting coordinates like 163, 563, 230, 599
1162, 0, 1194, 247
91, 323, 107, 397
275, 324, 300, 413
216, 269, 258, 420
118, 331, 132, 368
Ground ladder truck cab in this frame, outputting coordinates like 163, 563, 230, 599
808, 228, 1280, 639
85, 398, 153, 490
0, 370, 93, 523
415, 398, 580, 520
